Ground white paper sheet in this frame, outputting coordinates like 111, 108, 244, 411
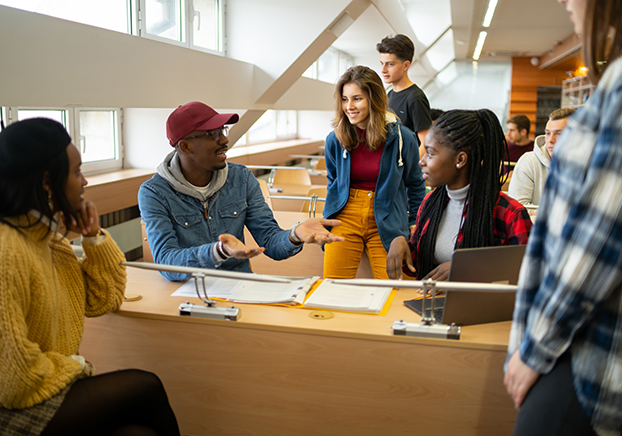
172, 276, 318, 305
303, 281, 392, 313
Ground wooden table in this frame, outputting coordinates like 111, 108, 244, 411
80, 268, 517, 436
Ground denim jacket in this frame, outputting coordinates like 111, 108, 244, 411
138, 159, 301, 281
323, 113, 426, 250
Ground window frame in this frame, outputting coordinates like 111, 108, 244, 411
3, 106, 123, 175
136, 0, 225, 55
303, 48, 354, 83
74, 108, 124, 174
235, 110, 298, 147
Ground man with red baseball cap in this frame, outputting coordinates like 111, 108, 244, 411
138, 101, 343, 280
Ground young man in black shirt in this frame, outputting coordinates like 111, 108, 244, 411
377, 34, 432, 158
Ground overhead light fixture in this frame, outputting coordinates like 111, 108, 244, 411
473, 31, 487, 60
482, 0, 499, 27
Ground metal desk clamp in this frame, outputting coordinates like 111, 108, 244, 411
178, 272, 241, 321
392, 279, 461, 340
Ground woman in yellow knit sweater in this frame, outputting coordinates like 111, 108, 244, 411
0, 119, 180, 435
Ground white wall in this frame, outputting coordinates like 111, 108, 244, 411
297, 111, 334, 142
226, 0, 352, 80
123, 107, 251, 170
123, 108, 173, 170
0, 5, 336, 112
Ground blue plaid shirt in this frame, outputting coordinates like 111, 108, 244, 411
508, 56, 622, 436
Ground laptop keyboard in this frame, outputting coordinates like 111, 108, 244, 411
421, 307, 444, 324
404, 298, 446, 324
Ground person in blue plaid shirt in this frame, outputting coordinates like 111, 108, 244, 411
505, 0, 622, 435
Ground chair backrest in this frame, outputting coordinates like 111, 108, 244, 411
501, 171, 513, 192
256, 178, 273, 209
272, 168, 312, 186
141, 221, 154, 263
313, 158, 326, 171
301, 186, 327, 217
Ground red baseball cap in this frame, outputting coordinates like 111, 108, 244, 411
166, 101, 239, 146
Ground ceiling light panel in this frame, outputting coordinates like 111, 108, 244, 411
473, 31, 488, 60
482, 0, 499, 27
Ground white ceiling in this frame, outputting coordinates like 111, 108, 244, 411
331, 0, 575, 87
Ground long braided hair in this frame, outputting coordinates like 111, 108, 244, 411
412, 109, 509, 279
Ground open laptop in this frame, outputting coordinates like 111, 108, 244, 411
404, 244, 527, 326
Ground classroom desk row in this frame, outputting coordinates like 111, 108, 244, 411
80, 266, 517, 436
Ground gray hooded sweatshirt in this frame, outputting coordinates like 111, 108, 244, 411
508, 135, 550, 207
156, 150, 228, 206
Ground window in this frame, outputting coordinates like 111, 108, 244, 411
139, 0, 223, 53
303, 63, 317, 79
318, 49, 337, 84
4, 107, 123, 174
77, 110, 120, 169
247, 111, 275, 144
235, 110, 297, 146
190, 0, 221, 51
143, 0, 184, 44
276, 111, 297, 138
339, 53, 353, 75
302, 48, 354, 84
0, 0, 224, 54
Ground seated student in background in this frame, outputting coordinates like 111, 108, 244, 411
386, 109, 533, 280
508, 108, 576, 206
0, 119, 180, 435
139, 102, 343, 281
323, 65, 426, 279
504, 114, 534, 175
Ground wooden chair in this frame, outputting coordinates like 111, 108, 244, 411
312, 157, 326, 171
501, 170, 513, 192
301, 186, 327, 217
272, 168, 312, 186
141, 221, 154, 263
256, 178, 273, 209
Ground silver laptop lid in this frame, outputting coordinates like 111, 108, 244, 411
442, 245, 526, 326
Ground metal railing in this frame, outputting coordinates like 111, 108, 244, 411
268, 194, 326, 217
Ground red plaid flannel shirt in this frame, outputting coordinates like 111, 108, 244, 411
407, 191, 532, 275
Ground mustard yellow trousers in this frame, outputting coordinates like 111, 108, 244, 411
323, 188, 389, 279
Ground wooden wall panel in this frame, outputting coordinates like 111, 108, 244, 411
509, 57, 571, 131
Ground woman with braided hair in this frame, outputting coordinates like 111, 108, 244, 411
386, 108, 532, 280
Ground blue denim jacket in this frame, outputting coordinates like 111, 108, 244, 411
323, 114, 426, 250
138, 163, 302, 281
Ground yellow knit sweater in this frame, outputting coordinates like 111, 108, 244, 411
0, 217, 126, 409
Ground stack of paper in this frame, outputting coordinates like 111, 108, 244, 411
171, 275, 319, 305
303, 280, 393, 314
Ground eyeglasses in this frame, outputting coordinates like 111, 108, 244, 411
183, 126, 229, 142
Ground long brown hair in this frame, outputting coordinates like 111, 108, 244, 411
332, 66, 388, 151
583, 0, 622, 84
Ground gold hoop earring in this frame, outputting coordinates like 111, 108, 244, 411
48, 190, 54, 212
